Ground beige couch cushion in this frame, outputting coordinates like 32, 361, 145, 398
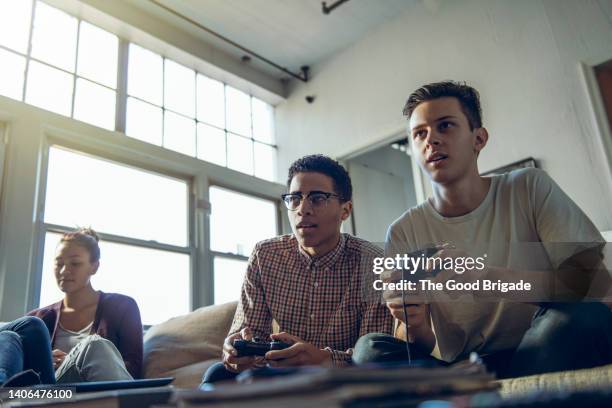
143, 301, 237, 386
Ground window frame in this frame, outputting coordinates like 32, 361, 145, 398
207, 182, 283, 304
27, 125, 286, 314
0, 1, 120, 127
0, 0, 278, 181
32, 142, 195, 318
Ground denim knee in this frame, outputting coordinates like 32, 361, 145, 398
11, 316, 49, 339
542, 302, 611, 335
352, 333, 396, 364
201, 361, 237, 384
0, 330, 22, 346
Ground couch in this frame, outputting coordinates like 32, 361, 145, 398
143, 301, 612, 396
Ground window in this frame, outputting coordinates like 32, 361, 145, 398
0, 1, 118, 130
126, 46, 276, 181
209, 186, 278, 304
40, 147, 191, 325
0, 1, 277, 181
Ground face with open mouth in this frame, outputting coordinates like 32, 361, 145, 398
287, 172, 351, 256
409, 97, 486, 183
54, 242, 98, 294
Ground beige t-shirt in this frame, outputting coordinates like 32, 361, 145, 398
386, 168, 605, 362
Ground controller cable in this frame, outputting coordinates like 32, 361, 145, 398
401, 265, 412, 365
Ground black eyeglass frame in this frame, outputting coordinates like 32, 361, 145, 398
281, 191, 344, 211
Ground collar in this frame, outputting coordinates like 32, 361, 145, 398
297, 233, 347, 270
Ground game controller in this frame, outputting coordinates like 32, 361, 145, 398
233, 339, 291, 357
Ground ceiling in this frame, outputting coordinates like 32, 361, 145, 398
125, 0, 414, 81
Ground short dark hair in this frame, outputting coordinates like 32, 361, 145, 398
403, 81, 483, 130
287, 155, 352, 201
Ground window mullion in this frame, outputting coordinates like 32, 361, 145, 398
115, 39, 129, 133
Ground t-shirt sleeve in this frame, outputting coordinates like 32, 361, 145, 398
529, 169, 605, 269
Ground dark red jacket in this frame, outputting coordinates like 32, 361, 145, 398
28, 292, 143, 379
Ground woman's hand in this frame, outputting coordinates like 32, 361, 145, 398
52, 349, 67, 369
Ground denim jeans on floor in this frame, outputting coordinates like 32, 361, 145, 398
0, 316, 55, 384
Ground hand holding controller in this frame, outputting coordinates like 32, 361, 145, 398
233, 338, 291, 357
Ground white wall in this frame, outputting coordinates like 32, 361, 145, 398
275, 0, 612, 230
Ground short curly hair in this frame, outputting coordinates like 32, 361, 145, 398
286, 155, 352, 201
403, 81, 483, 130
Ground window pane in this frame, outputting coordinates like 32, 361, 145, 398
164, 59, 195, 117
196, 74, 225, 128
225, 86, 251, 137
164, 111, 196, 157
40, 232, 190, 325
126, 97, 162, 146
214, 257, 246, 305
252, 98, 274, 144
128, 44, 162, 105
254, 142, 276, 182
31, 1, 77, 72
44, 147, 189, 246
73, 78, 115, 130
197, 123, 226, 167
77, 21, 118, 88
25, 61, 73, 116
210, 186, 277, 256
0, 0, 32, 54
0, 48, 26, 100
227, 133, 253, 175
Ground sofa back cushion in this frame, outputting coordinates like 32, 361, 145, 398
143, 301, 237, 379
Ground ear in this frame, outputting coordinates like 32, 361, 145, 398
340, 201, 353, 221
91, 261, 99, 275
473, 127, 489, 154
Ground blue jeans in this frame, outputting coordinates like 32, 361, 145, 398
353, 302, 612, 378
0, 316, 55, 385
201, 362, 238, 385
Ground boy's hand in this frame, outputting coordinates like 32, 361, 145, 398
222, 327, 265, 373
265, 332, 332, 367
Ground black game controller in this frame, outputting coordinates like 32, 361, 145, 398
233, 339, 291, 357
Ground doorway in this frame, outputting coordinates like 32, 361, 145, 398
344, 137, 423, 243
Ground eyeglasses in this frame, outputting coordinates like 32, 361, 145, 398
281, 191, 343, 211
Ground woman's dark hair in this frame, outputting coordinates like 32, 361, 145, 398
60, 227, 100, 263
403, 81, 483, 130
287, 154, 352, 201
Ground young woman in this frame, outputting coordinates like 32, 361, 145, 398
27, 228, 143, 383
1, 228, 142, 386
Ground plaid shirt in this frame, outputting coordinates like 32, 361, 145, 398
229, 233, 394, 366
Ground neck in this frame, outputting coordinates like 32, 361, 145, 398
430, 171, 491, 217
63, 285, 99, 310
301, 233, 341, 258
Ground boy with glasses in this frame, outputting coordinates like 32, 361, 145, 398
202, 155, 393, 384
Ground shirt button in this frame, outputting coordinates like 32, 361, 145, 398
313, 282, 319, 288
310, 313, 315, 319
324, 267, 330, 273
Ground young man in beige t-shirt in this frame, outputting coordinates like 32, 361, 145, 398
353, 81, 611, 378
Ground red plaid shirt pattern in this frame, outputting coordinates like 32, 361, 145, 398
229, 233, 394, 366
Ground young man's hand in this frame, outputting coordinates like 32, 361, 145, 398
265, 332, 332, 367
52, 349, 67, 369
222, 327, 265, 373
386, 302, 435, 352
